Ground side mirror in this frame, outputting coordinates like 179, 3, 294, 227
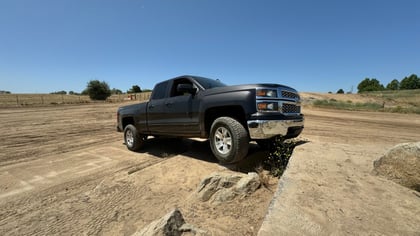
177, 84, 197, 95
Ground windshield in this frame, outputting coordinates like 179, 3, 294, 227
192, 76, 227, 89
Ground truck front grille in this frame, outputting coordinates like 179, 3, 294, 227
281, 90, 299, 99
282, 103, 301, 114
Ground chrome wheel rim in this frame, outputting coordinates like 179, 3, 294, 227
214, 127, 232, 154
125, 130, 134, 147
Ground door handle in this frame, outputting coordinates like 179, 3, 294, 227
148, 104, 155, 109
165, 102, 173, 107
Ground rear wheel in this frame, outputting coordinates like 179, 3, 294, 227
124, 124, 146, 151
209, 117, 249, 164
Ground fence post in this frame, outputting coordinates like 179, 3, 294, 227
16, 95, 19, 106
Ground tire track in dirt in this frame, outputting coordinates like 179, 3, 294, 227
0, 155, 170, 236
6, 103, 417, 235
0, 103, 126, 166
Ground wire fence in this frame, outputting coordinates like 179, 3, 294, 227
0, 92, 152, 107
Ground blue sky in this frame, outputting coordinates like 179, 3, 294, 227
0, 0, 419, 93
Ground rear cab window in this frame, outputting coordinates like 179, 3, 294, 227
151, 81, 169, 100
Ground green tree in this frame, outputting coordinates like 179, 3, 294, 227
111, 88, 123, 94
69, 91, 80, 95
337, 89, 345, 94
357, 78, 384, 93
50, 90, 67, 95
386, 79, 400, 90
86, 80, 111, 100
400, 74, 420, 90
127, 85, 142, 93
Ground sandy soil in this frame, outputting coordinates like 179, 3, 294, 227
0, 103, 275, 236
0, 102, 419, 235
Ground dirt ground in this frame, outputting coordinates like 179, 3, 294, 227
0, 102, 419, 235
259, 108, 420, 235
0, 103, 275, 236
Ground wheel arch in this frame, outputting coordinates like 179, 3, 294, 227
203, 105, 248, 137
122, 117, 135, 130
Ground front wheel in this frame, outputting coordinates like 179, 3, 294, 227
209, 117, 249, 164
124, 124, 146, 151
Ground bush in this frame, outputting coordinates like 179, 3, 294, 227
86, 80, 111, 100
264, 137, 301, 178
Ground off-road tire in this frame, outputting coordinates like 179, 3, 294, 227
124, 124, 146, 151
209, 117, 249, 164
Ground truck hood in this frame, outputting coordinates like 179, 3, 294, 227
201, 83, 297, 96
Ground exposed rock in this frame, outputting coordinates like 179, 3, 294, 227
373, 142, 420, 191
235, 172, 260, 194
133, 209, 209, 236
133, 209, 185, 236
196, 172, 261, 204
179, 223, 210, 236
211, 188, 237, 203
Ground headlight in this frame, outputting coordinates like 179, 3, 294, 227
257, 102, 279, 111
256, 89, 277, 98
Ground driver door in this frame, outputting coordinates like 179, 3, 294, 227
163, 78, 200, 136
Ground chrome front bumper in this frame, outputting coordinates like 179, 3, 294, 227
247, 119, 304, 139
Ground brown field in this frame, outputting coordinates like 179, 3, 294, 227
0, 95, 419, 235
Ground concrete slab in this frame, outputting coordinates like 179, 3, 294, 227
258, 140, 420, 235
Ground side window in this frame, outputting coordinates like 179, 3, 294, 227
170, 79, 193, 97
151, 81, 168, 100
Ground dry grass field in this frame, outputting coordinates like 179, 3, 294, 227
302, 89, 420, 114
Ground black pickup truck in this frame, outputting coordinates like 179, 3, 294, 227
117, 75, 304, 163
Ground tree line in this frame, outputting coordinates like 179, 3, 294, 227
82, 80, 152, 100
48, 81, 149, 100
357, 74, 419, 93
1, 80, 150, 100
